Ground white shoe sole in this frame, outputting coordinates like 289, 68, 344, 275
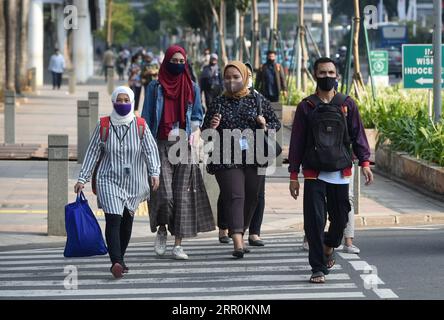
173, 255, 189, 260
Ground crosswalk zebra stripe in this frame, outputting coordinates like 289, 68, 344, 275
0, 235, 374, 300
0, 265, 344, 279
0, 245, 307, 260
0, 283, 361, 298
372, 288, 398, 299
0, 241, 304, 256
143, 291, 365, 300
0, 258, 308, 270
119, 292, 367, 300
0, 274, 352, 288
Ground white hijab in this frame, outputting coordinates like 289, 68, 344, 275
110, 86, 135, 126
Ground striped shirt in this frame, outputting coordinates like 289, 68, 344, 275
78, 118, 161, 215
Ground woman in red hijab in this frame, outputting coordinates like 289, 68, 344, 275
141, 45, 215, 260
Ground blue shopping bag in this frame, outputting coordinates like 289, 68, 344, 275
63, 192, 108, 257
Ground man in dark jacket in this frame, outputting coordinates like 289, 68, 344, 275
199, 53, 223, 110
255, 50, 288, 102
288, 57, 374, 284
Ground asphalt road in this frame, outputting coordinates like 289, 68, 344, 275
353, 225, 444, 300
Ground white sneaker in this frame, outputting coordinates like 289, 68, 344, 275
154, 230, 167, 256
172, 246, 189, 260
343, 244, 360, 254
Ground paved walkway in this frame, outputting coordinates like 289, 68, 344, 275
0, 78, 443, 249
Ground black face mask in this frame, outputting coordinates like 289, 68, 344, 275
267, 59, 275, 64
317, 76, 336, 91
166, 62, 186, 75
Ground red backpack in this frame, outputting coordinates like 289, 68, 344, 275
91, 116, 146, 195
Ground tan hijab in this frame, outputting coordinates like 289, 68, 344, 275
223, 61, 250, 99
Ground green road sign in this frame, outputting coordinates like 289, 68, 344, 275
370, 51, 388, 76
402, 44, 444, 89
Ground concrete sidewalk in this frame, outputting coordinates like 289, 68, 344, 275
1, 79, 443, 250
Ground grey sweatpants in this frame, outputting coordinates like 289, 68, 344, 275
343, 167, 356, 239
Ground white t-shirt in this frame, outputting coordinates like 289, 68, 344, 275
317, 170, 350, 184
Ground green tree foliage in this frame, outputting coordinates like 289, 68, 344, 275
96, 0, 135, 45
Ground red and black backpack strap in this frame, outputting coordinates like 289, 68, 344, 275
99, 116, 111, 143
136, 116, 146, 140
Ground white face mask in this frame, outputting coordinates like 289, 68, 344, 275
248, 77, 253, 89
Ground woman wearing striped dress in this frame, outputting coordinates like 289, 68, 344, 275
74, 86, 161, 279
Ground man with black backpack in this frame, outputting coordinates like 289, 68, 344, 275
288, 57, 374, 284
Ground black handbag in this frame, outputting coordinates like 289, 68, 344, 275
253, 92, 282, 166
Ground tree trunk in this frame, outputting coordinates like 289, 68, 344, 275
16, 0, 30, 94
6, 0, 17, 91
0, 2, 6, 98
210, 0, 228, 66
106, 0, 113, 47
239, 13, 245, 61
251, 0, 260, 70
299, 0, 308, 92
352, 0, 365, 93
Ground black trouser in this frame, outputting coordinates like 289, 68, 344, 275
218, 175, 266, 236
303, 179, 350, 275
52, 72, 62, 89
215, 167, 261, 236
216, 195, 228, 230
249, 175, 266, 236
104, 208, 134, 266
131, 86, 142, 111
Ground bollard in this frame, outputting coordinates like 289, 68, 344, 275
77, 100, 90, 164
353, 160, 360, 215
68, 68, 76, 94
88, 91, 99, 136
48, 134, 68, 236
4, 91, 15, 144
270, 102, 283, 167
107, 66, 114, 95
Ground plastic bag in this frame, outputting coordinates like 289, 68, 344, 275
63, 192, 108, 257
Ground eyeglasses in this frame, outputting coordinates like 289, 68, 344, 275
170, 58, 186, 64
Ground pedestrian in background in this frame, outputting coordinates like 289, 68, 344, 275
200, 53, 224, 111
202, 61, 280, 258
103, 46, 115, 83
142, 45, 215, 260
128, 54, 143, 114
255, 50, 288, 103
74, 86, 161, 279
288, 57, 373, 284
141, 52, 160, 87
48, 49, 65, 90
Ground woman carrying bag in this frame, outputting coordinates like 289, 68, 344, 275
74, 86, 161, 279
202, 61, 281, 258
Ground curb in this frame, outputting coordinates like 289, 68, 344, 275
288, 213, 444, 231
372, 167, 444, 204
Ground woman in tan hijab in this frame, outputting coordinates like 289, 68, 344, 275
202, 61, 281, 258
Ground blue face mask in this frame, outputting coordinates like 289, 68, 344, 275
166, 62, 186, 75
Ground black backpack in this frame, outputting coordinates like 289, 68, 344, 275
302, 93, 352, 172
